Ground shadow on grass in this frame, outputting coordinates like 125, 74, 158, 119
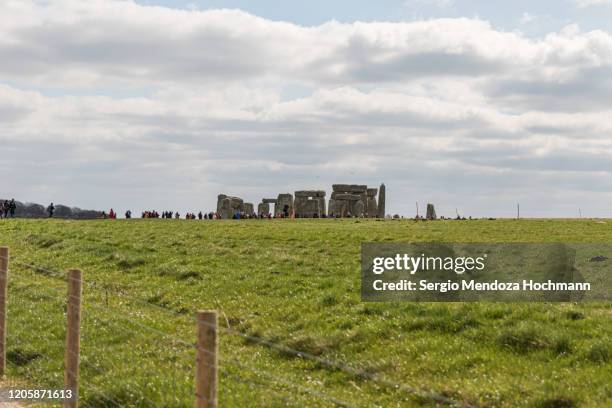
83, 387, 155, 408
26, 234, 63, 248
535, 396, 577, 408
7, 348, 42, 366
497, 324, 574, 356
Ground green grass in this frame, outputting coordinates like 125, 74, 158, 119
0, 218, 610, 407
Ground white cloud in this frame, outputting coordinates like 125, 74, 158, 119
1, 2, 610, 93
575, 0, 612, 8
1, 1, 612, 216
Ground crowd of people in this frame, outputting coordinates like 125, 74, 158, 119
0, 199, 16, 218
136, 210, 258, 219
140, 210, 218, 219
1, 199, 292, 220
102, 209, 190, 219
141, 210, 184, 219
126, 210, 271, 220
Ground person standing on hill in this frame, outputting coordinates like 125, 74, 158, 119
125, 210, 132, 219
9, 199, 16, 217
47, 203, 55, 218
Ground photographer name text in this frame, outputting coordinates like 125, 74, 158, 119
372, 279, 590, 292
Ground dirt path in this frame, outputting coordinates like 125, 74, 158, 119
0, 379, 26, 408
0, 400, 24, 407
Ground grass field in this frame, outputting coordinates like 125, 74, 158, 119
0, 218, 610, 407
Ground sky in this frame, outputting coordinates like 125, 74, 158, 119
2, 0, 612, 217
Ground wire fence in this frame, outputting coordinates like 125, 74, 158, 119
0, 248, 473, 408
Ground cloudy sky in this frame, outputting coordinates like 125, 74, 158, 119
2, 0, 612, 217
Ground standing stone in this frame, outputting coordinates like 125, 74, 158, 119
216, 194, 244, 219
275, 194, 293, 217
216, 194, 227, 214
243, 203, 255, 216
340, 201, 348, 217
219, 198, 232, 219
328, 199, 336, 217
317, 197, 326, 216
377, 183, 386, 218
426, 203, 437, 220
366, 198, 377, 217
354, 200, 365, 218
257, 202, 270, 216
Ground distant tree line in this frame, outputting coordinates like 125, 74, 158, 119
0, 199, 102, 219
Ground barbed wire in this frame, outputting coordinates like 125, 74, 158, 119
5, 347, 129, 408
220, 368, 301, 407
72, 298, 360, 408
6, 311, 164, 408
5, 266, 359, 408
1, 252, 473, 407
26, 311, 354, 408
116, 290, 465, 407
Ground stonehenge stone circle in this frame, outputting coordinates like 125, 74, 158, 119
218, 183, 386, 219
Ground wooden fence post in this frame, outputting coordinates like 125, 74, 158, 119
195, 310, 218, 408
0, 247, 8, 377
64, 269, 82, 408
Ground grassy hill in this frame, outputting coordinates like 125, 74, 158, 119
0, 219, 610, 407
